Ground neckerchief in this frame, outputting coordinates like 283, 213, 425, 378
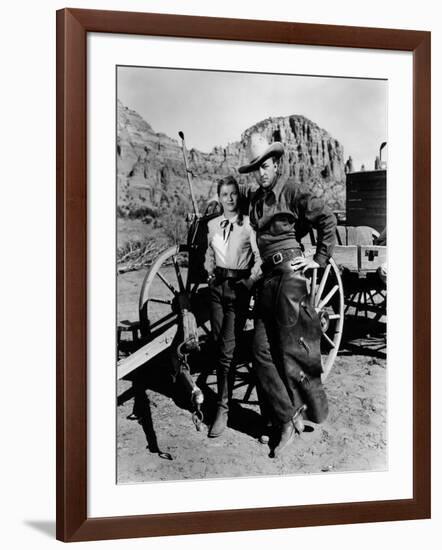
219, 215, 238, 242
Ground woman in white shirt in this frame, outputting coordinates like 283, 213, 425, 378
204, 176, 261, 438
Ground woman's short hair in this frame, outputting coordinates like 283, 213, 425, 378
216, 175, 243, 224
216, 175, 239, 196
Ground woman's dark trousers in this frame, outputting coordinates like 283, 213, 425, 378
209, 279, 250, 436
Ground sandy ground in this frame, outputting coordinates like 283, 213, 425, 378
117, 269, 387, 483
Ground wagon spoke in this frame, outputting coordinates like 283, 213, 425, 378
344, 292, 355, 314
314, 264, 331, 307
156, 271, 177, 295
149, 311, 177, 331
317, 284, 339, 310
376, 290, 387, 300
185, 270, 192, 292
172, 255, 186, 293
363, 292, 368, 318
199, 321, 211, 335
322, 332, 336, 349
351, 291, 362, 316
148, 298, 173, 305
309, 268, 317, 306
367, 290, 376, 307
329, 313, 341, 320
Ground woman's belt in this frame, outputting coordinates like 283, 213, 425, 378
214, 267, 251, 280
261, 248, 302, 275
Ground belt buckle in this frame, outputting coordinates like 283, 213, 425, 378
272, 252, 283, 265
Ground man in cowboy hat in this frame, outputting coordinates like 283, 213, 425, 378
238, 133, 336, 457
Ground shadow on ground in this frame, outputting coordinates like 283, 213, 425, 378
117, 315, 386, 463
118, 330, 266, 457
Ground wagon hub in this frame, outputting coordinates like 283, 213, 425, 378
318, 310, 330, 333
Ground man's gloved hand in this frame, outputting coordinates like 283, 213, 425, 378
289, 257, 320, 274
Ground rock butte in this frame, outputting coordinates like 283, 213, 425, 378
117, 100, 346, 220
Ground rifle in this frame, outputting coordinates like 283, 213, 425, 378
179, 131, 200, 218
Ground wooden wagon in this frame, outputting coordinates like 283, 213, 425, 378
338, 168, 387, 324
117, 201, 346, 430
117, 139, 386, 427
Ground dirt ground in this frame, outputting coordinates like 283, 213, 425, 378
117, 269, 387, 484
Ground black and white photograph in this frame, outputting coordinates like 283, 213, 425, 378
116, 66, 388, 484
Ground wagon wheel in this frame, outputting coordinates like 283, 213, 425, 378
138, 244, 210, 339
306, 257, 345, 381
344, 280, 387, 328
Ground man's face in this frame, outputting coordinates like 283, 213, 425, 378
254, 158, 278, 189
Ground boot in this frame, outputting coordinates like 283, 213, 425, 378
208, 405, 228, 438
274, 419, 295, 457
256, 383, 273, 444
208, 369, 230, 438
259, 418, 273, 444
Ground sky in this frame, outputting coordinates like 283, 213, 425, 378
117, 66, 387, 171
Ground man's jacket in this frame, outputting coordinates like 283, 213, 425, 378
241, 175, 336, 266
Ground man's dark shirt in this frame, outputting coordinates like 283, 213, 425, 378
240, 175, 336, 266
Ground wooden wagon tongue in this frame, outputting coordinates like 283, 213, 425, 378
117, 302, 205, 431
118, 249, 205, 432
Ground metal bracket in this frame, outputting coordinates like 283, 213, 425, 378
365, 249, 379, 261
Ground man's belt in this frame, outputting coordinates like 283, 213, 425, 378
214, 267, 251, 280
261, 248, 302, 274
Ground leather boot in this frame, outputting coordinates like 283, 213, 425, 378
208, 369, 230, 438
274, 419, 295, 457
259, 418, 273, 444
208, 406, 228, 438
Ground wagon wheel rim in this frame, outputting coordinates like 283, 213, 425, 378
138, 244, 211, 339
138, 245, 191, 338
307, 257, 344, 381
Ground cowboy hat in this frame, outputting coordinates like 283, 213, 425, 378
238, 133, 284, 174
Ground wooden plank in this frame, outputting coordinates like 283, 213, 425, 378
332, 245, 359, 270
348, 198, 386, 206
303, 244, 359, 270
348, 188, 386, 196
117, 325, 177, 379
346, 170, 387, 232
348, 182, 386, 190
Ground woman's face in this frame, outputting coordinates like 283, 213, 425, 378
219, 183, 239, 214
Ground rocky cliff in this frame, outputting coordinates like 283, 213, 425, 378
117, 100, 346, 225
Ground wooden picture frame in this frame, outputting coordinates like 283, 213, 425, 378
56, 8, 431, 542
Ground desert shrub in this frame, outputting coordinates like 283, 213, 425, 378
128, 205, 158, 219
117, 235, 168, 273
116, 205, 129, 218
152, 192, 193, 245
